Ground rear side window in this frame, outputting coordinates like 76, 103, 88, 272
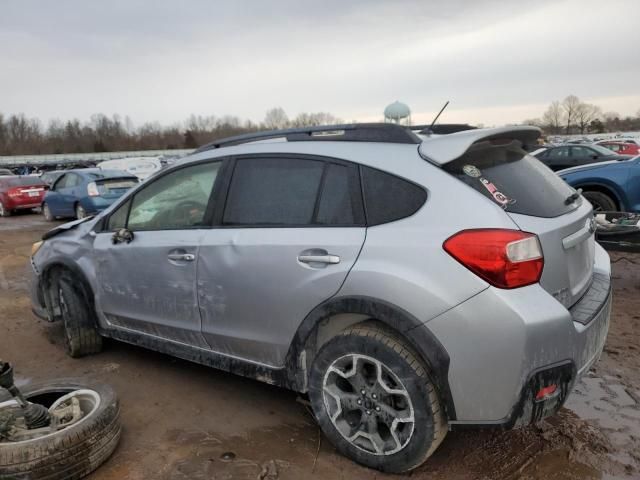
361, 167, 427, 226
444, 140, 577, 218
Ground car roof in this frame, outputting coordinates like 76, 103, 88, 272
183, 124, 541, 168
62, 168, 135, 178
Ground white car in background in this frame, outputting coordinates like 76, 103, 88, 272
98, 157, 162, 180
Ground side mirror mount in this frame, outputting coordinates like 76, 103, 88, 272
592, 155, 599, 160
111, 228, 134, 245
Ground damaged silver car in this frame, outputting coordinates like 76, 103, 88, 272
29, 123, 611, 472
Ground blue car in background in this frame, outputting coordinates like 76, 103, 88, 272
558, 156, 640, 212
42, 168, 138, 220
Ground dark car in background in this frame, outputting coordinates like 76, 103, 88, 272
39, 170, 66, 186
42, 168, 138, 220
0, 168, 14, 176
0, 176, 47, 217
558, 156, 640, 212
534, 144, 630, 171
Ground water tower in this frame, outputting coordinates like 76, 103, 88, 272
384, 101, 411, 125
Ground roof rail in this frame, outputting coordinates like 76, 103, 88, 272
410, 124, 477, 135
194, 123, 422, 153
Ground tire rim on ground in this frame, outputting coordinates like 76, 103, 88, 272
0, 388, 101, 444
322, 353, 415, 456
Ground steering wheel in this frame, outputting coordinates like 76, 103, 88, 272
170, 200, 207, 226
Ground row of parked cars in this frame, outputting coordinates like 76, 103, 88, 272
531, 139, 639, 212
0, 168, 139, 218
0, 156, 170, 218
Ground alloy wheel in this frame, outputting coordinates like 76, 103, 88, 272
322, 354, 415, 456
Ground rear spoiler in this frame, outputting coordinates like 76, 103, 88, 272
418, 126, 542, 166
93, 176, 138, 183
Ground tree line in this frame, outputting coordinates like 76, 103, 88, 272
0, 108, 342, 156
523, 95, 640, 135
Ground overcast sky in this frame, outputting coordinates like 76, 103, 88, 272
2, 0, 639, 128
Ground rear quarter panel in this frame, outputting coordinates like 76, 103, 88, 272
339, 151, 520, 325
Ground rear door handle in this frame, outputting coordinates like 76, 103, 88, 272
167, 253, 195, 262
297, 254, 340, 264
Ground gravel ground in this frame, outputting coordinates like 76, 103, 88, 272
0, 213, 638, 479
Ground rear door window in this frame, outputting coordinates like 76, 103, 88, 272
224, 158, 324, 226
361, 166, 427, 226
222, 157, 365, 227
444, 140, 578, 218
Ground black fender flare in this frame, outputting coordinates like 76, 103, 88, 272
285, 295, 457, 420
40, 257, 96, 319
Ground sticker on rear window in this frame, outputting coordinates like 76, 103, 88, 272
478, 177, 514, 208
462, 165, 482, 178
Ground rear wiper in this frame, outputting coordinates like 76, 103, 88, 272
565, 188, 582, 205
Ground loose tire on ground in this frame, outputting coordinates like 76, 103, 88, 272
0, 380, 121, 480
308, 322, 447, 473
583, 191, 617, 212
57, 273, 102, 358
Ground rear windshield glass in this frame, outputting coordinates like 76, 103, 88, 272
5, 177, 45, 187
444, 140, 578, 218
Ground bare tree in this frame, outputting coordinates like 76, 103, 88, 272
264, 107, 289, 130
542, 101, 564, 134
562, 95, 581, 134
575, 103, 602, 134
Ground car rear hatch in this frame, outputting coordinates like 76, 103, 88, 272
94, 177, 138, 198
423, 129, 595, 308
5, 179, 46, 205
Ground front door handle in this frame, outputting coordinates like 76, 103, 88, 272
297, 254, 340, 264
167, 253, 195, 262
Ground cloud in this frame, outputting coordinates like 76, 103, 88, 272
1, 0, 639, 126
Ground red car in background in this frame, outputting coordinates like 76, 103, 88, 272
0, 176, 47, 217
597, 141, 640, 155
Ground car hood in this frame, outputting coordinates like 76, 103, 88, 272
41, 216, 98, 240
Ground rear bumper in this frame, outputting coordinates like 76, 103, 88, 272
80, 196, 118, 214
426, 243, 611, 426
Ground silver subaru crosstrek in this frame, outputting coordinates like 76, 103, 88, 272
29, 123, 611, 472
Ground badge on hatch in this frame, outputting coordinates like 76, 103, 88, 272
462, 165, 482, 178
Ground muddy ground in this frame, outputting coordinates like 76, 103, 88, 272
0, 214, 638, 480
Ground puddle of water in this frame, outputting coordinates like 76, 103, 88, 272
565, 373, 640, 474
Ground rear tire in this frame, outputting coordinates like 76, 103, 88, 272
0, 201, 11, 217
75, 203, 87, 219
57, 273, 103, 357
308, 323, 447, 473
43, 203, 54, 221
0, 380, 121, 480
583, 191, 617, 212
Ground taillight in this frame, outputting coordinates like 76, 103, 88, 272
7, 188, 21, 198
87, 182, 100, 197
443, 229, 544, 289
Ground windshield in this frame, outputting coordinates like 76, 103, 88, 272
6, 177, 45, 187
591, 144, 620, 156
